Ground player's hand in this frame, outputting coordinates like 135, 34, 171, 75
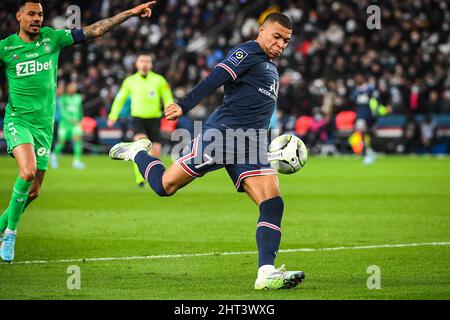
165, 103, 183, 121
107, 119, 116, 128
387, 105, 393, 114
129, 1, 156, 18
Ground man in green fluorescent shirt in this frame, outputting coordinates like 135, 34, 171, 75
0, 0, 156, 262
51, 82, 85, 170
107, 53, 174, 187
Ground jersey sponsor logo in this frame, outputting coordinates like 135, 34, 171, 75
16, 60, 53, 77
4, 45, 24, 51
36, 41, 41, 47
269, 79, 279, 95
26, 53, 39, 58
42, 37, 51, 43
37, 147, 49, 157
228, 48, 248, 66
258, 79, 279, 101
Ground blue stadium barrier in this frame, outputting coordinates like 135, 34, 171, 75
375, 114, 450, 154
95, 117, 124, 147
376, 114, 450, 139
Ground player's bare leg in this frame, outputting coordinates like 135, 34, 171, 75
24, 170, 46, 211
161, 164, 194, 195
133, 133, 148, 143
242, 175, 305, 290
150, 142, 161, 157
242, 175, 280, 206
0, 144, 36, 262
14, 144, 38, 183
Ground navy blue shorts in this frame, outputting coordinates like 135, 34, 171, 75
176, 132, 277, 192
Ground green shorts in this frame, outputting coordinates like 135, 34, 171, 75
3, 119, 53, 171
58, 122, 82, 141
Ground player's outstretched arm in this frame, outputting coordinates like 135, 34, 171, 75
83, 1, 156, 40
165, 67, 232, 120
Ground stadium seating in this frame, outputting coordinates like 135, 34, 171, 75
1, 1, 450, 155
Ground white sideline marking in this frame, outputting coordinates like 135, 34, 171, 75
13, 241, 450, 265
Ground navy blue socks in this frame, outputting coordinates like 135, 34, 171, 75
256, 196, 284, 267
134, 151, 167, 197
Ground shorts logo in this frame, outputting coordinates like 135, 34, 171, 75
7, 123, 19, 142
228, 48, 248, 66
37, 147, 49, 157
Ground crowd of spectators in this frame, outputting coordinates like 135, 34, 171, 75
1, 0, 449, 153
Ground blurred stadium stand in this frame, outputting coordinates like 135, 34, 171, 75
1, 0, 450, 155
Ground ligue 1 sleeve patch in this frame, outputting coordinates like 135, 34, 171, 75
228, 48, 249, 66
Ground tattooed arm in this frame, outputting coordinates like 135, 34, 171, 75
83, 1, 156, 40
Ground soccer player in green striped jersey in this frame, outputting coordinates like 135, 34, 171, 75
51, 82, 85, 170
0, 0, 156, 262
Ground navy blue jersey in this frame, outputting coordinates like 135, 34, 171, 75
175, 41, 279, 189
352, 83, 375, 120
351, 84, 375, 108
205, 41, 279, 130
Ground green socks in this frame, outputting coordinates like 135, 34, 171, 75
53, 140, 65, 156
133, 163, 145, 184
0, 176, 32, 232
73, 140, 83, 162
0, 208, 9, 233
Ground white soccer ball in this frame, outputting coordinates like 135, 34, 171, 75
268, 134, 308, 174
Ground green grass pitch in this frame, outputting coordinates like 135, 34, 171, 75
0, 154, 449, 299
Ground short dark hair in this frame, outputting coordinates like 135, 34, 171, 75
17, 0, 42, 11
263, 12, 293, 30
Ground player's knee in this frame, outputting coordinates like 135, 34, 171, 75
161, 181, 177, 196
134, 134, 148, 142
149, 178, 174, 197
19, 167, 36, 182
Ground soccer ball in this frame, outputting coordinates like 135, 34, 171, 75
268, 134, 308, 174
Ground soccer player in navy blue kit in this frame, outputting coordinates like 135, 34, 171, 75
110, 13, 305, 290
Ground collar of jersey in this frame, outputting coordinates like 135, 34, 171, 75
14, 31, 41, 46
